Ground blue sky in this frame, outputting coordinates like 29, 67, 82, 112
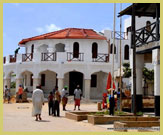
3, 3, 131, 56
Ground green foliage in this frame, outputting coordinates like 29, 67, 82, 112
10, 82, 16, 88
114, 111, 126, 115
136, 111, 143, 116
143, 67, 154, 81
123, 63, 131, 78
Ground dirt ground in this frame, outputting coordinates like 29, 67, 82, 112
3, 102, 109, 132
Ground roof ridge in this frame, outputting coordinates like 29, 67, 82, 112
19, 28, 107, 45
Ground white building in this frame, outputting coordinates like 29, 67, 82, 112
4, 28, 128, 99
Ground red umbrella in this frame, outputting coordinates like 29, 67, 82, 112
106, 72, 112, 90
113, 81, 116, 89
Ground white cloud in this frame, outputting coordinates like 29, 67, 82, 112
36, 24, 61, 34
45, 24, 61, 32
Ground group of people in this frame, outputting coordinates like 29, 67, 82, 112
32, 85, 82, 121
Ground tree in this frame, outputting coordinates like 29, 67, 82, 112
123, 63, 131, 78
143, 67, 154, 81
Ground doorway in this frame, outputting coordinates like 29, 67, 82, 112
69, 71, 83, 95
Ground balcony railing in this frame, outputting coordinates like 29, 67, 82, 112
9, 55, 16, 63
41, 52, 56, 61
67, 52, 84, 61
22, 53, 33, 62
3, 57, 6, 64
111, 31, 128, 40
92, 53, 109, 63
135, 21, 160, 47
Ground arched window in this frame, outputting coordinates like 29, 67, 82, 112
92, 42, 98, 58
110, 44, 116, 54
124, 45, 129, 60
31, 44, 34, 54
73, 42, 79, 58
146, 21, 151, 32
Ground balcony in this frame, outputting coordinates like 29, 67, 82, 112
3, 51, 113, 64
22, 53, 33, 62
92, 53, 109, 63
67, 52, 84, 62
9, 55, 16, 63
41, 52, 56, 61
135, 21, 160, 47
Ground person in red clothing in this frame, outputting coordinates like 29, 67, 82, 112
18, 85, 23, 103
48, 92, 54, 115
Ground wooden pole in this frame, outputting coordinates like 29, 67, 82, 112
119, 3, 122, 112
112, 3, 116, 86
132, 3, 137, 115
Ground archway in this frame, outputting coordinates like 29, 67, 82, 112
92, 42, 98, 58
64, 71, 83, 95
20, 70, 33, 92
39, 70, 57, 95
90, 71, 108, 99
124, 45, 129, 60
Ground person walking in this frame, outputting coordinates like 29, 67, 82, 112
61, 86, 69, 111
74, 85, 82, 111
18, 85, 23, 103
32, 86, 44, 121
53, 88, 61, 117
4, 85, 11, 103
48, 92, 54, 115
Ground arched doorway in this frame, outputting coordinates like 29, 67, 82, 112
92, 42, 98, 58
68, 71, 83, 95
73, 42, 79, 58
124, 45, 129, 60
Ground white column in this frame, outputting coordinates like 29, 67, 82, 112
58, 78, 64, 91
5, 55, 10, 64
152, 49, 160, 96
33, 78, 41, 90
33, 52, 41, 62
16, 78, 23, 92
16, 54, 22, 63
152, 49, 160, 116
84, 79, 91, 100
130, 52, 144, 112
130, 52, 144, 95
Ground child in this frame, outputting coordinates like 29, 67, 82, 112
48, 92, 54, 115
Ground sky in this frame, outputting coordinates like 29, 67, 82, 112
3, 3, 131, 56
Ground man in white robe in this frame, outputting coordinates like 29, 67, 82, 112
32, 86, 44, 121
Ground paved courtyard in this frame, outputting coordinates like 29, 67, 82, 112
3, 102, 110, 132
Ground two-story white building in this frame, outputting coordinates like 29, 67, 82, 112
4, 28, 122, 99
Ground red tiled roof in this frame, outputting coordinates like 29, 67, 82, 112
19, 28, 107, 45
